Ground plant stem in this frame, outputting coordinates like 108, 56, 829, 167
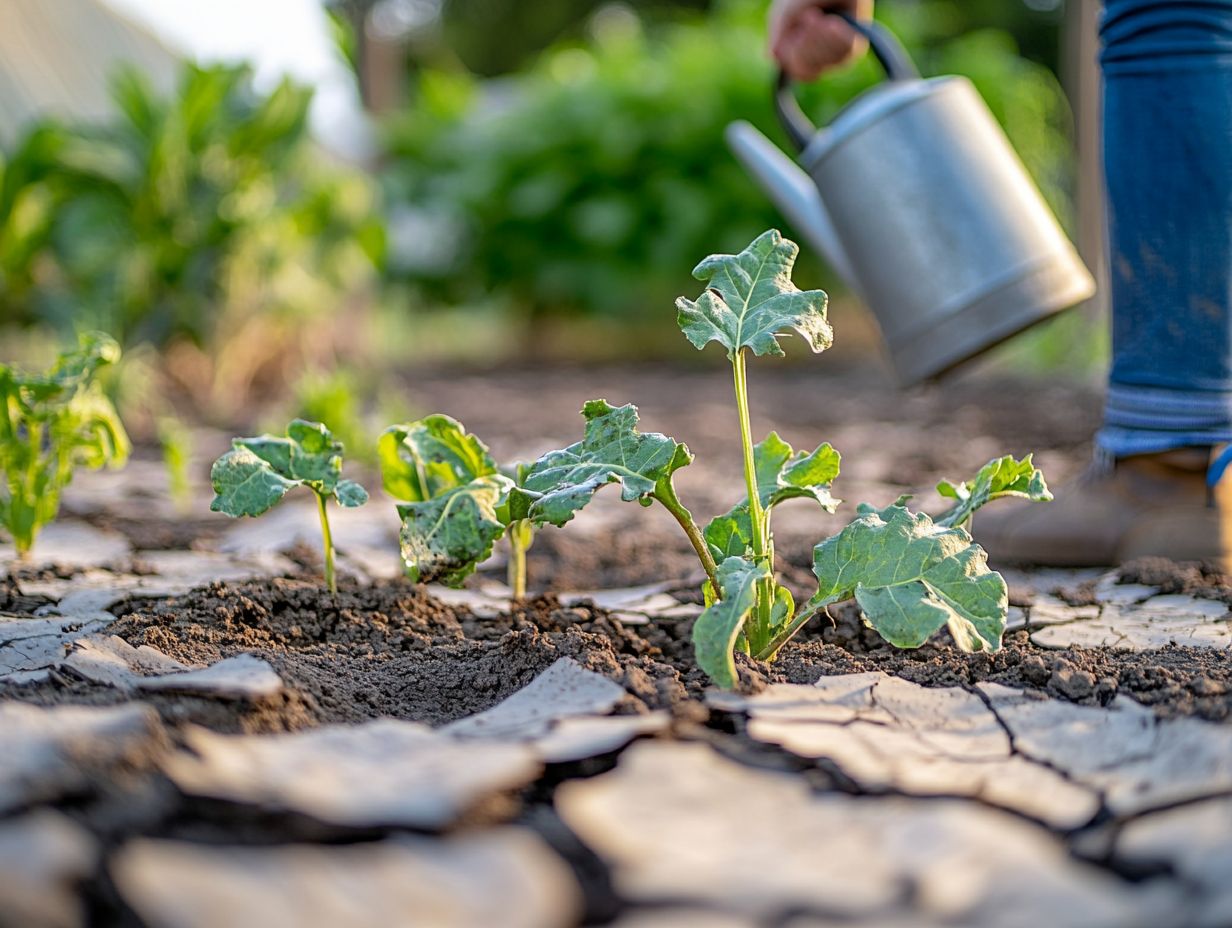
315, 491, 337, 594
654, 476, 719, 597
731, 349, 772, 643
507, 522, 528, 599
754, 600, 827, 662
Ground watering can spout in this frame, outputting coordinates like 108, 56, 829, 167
724, 120, 860, 293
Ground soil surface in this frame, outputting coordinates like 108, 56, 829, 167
9, 567, 1229, 735
7, 363, 1231, 728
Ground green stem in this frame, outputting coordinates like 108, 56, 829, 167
731, 349, 773, 644
315, 491, 337, 594
654, 476, 719, 598
754, 600, 828, 662
507, 522, 528, 599
732, 350, 766, 555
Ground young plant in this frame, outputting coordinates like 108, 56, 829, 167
0, 333, 130, 557
379, 415, 513, 587
509, 230, 1052, 687
210, 419, 368, 593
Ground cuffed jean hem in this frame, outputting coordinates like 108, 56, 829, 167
1096, 382, 1232, 456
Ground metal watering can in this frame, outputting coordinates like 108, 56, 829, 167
727, 14, 1095, 385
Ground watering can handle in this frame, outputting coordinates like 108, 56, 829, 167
775, 12, 920, 152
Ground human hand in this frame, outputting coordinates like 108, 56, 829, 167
768, 0, 873, 81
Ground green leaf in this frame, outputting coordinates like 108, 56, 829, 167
675, 230, 831, 359
937, 455, 1052, 528
211, 418, 367, 515
209, 447, 298, 517
812, 503, 1008, 653
0, 332, 129, 556
704, 506, 755, 561
692, 556, 771, 688
335, 479, 369, 508
379, 415, 498, 502
233, 418, 346, 492
509, 399, 692, 526
703, 433, 840, 560
397, 475, 510, 585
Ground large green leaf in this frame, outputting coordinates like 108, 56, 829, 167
675, 230, 831, 359
508, 399, 692, 526
937, 455, 1052, 529
692, 556, 771, 688
812, 503, 1007, 652
210, 418, 368, 517
703, 433, 840, 560
397, 475, 510, 585
379, 415, 499, 502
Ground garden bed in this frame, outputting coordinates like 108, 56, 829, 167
3, 362, 1231, 927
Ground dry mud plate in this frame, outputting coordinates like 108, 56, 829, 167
3, 366, 1232, 927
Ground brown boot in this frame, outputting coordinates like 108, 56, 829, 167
972, 447, 1232, 570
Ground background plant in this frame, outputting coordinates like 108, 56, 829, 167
0, 333, 130, 557
210, 419, 369, 593
0, 63, 385, 418
383, 0, 1074, 324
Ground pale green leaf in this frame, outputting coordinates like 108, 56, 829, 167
233, 418, 344, 491
380, 415, 498, 503
334, 479, 369, 508
509, 399, 692, 526
937, 455, 1052, 528
675, 230, 831, 359
209, 447, 298, 517
812, 503, 1007, 652
397, 475, 510, 586
704, 506, 754, 561
749, 432, 840, 511
210, 418, 366, 518
692, 556, 771, 689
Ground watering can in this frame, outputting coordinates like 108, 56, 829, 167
726, 14, 1095, 385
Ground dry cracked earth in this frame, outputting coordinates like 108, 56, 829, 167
3, 366, 1232, 927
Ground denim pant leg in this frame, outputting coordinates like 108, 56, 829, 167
1096, 0, 1232, 456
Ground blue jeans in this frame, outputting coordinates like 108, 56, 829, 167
1097, 0, 1232, 458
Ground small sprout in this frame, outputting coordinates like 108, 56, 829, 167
210, 418, 368, 593
0, 333, 130, 557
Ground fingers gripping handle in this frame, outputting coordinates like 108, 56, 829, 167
775, 11, 920, 152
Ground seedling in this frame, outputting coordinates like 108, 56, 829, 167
509, 231, 1051, 687
210, 419, 368, 593
380, 417, 540, 596
0, 333, 130, 557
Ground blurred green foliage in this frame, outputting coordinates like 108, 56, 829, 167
431, 0, 1061, 78
384, 0, 1075, 322
0, 63, 385, 349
